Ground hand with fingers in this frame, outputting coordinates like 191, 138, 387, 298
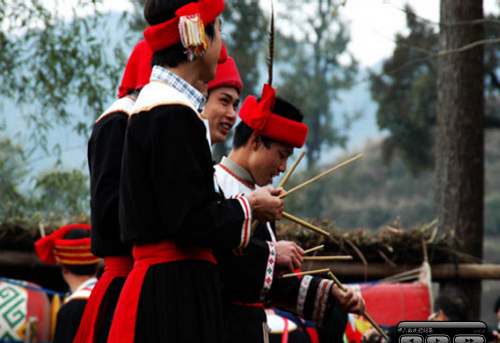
274, 240, 304, 276
331, 284, 366, 315
246, 186, 284, 222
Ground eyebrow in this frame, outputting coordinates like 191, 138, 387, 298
220, 92, 239, 103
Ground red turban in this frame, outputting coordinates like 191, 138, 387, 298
143, 0, 225, 55
208, 57, 242, 94
35, 224, 99, 266
239, 84, 308, 148
117, 40, 153, 99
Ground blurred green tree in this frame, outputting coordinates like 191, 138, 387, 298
275, 0, 358, 168
369, 5, 500, 174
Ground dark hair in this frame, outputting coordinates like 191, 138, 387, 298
144, 0, 216, 68
233, 96, 304, 149
62, 228, 99, 276
434, 286, 468, 321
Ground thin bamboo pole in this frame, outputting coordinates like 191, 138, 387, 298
279, 154, 363, 199
304, 245, 325, 254
278, 150, 306, 188
282, 212, 330, 237
327, 270, 388, 340
303, 256, 353, 261
281, 268, 330, 278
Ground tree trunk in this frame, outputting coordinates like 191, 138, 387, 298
436, 0, 484, 320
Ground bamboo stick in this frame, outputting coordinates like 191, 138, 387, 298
278, 150, 305, 188
281, 268, 330, 278
282, 212, 330, 237
251, 151, 306, 232
279, 154, 363, 199
303, 256, 353, 261
304, 245, 325, 255
327, 270, 388, 340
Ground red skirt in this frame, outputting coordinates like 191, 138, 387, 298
73, 256, 133, 343
107, 240, 217, 343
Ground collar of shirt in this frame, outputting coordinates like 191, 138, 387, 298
150, 65, 207, 113
220, 156, 256, 187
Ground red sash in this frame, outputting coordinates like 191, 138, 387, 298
73, 256, 133, 343
106, 240, 216, 343
232, 302, 265, 309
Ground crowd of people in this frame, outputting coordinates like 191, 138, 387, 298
34, 0, 366, 342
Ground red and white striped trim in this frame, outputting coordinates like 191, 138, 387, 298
259, 242, 276, 302
296, 275, 312, 317
235, 196, 252, 251
312, 279, 333, 325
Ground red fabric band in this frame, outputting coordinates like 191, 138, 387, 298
107, 240, 216, 343
35, 223, 99, 265
231, 302, 265, 309
118, 40, 153, 99
239, 84, 308, 148
143, 0, 225, 53
73, 256, 134, 343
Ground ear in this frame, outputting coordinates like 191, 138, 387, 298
249, 132, 262, 151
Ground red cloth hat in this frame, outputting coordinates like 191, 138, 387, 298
143, 0, 225, 54
208, 57, 242, 94
117, 40, 153, 98
35, 224, 99, 266
218, 43, 227, 63
239, 84, 308, 148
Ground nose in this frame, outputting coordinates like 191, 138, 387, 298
227, 106, 237, 122
279, 159, 287, 173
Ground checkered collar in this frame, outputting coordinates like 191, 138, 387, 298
150, 65, 206, 113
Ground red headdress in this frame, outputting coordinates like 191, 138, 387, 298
143, 0, 225, 60
117, 40, 153, 99
208, 56, 242, 95
34, 224, 99, 266
238, 84, 308, 148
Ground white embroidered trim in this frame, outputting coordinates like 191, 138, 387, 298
235, 196, 251, 250
259, 242, 276, 302
296, 275, 312, 317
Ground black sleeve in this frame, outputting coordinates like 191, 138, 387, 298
317, 301, 348, 343
120, 105, 251, 249
215, 236, 272, 302
88, 111, 132, 257
269, 275, 337, 326
53, 299, 87, 343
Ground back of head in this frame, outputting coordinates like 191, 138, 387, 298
434, 286, 468, 321
233, 95, 304, 149
144, 0, 216, 68
34, 224, 99, 277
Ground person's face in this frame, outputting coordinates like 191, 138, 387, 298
205, 87, 239, 144
497, 307, 500, 321
198, 18, 222, 83
249, 135, 294, 186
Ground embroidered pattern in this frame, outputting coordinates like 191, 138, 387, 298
312, 279, 333, 324
296, 275, 312, 317
0, 282, 28, 342
259, 242, 276, 301
218, 164, 255, 190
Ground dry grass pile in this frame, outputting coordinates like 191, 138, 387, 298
276, 219, 479, 265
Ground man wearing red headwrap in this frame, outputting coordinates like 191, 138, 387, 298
107, 1, 284, 342
72, 40, 152, 343
35, 224, 100, 343
205, 54, 242, 145
213, 84, 366, 343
